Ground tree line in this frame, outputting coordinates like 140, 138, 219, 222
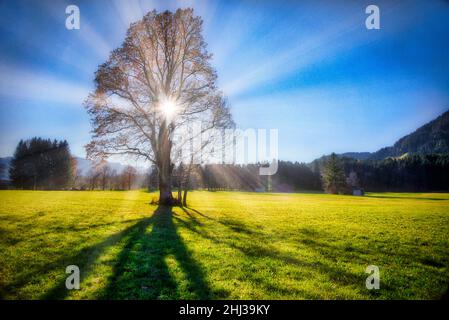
162, 154, 449, 195
314, 153, 449, 193
8, 137, 145, 190
72, 160, 145, 191
9, 137, 73, 190
340, 154, 449, 192
148, 161, 322, 194
8, 138, 449, 194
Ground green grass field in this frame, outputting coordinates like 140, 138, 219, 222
0, 190, 448, 299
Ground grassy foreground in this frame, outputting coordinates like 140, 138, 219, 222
0, 190, 448, 299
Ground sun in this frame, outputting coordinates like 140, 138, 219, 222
159, 96, 178, 120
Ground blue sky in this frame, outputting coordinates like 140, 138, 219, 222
1, 0, 449, 163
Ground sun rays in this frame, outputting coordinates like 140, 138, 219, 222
1, 0, 448, 163
159, 96, 179, 121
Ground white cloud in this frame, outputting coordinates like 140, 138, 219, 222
219, 2, 411, 98
0, 63, 91, 106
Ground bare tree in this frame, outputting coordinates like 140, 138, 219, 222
86, 167, 101, 190
97, 160, 112, 190
346, 171, 360, 189
70, 157, 82, 189
109, 169, 120, 190
122, 165, 137, 190
179, 160, 198, 206
85, 9, 232, 205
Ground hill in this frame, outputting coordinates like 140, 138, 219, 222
0, 156, 12, 181
369, 110, 449, 160
315, 110, 449, 162
339, 152, 372, 160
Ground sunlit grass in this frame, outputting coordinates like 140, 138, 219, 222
0, 190, 448, 299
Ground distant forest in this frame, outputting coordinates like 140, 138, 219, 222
5, 144, 449, 192
9, 137, 72, 190
162, 155, 449, 193
171, 109, 449, 193
5, 137, 145, 191
4, 109, 449, 192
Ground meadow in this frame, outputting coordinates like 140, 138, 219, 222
0, 190, 448, 299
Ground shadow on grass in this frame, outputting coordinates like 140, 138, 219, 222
365, 195, 448, 201
442, 285, 449, 300
5, 217, 151, 298
177, 207, 368, 298
42, 205, 210, 299
100, 205, 210, 299
17, 202, 445, 300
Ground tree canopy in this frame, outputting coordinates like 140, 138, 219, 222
9, 137, 72, 189
321, 153, 347, 194
85, 9, 233, 205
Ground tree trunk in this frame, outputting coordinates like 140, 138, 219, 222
182, 189, 188, 207
157, 120, 175, 205
159, 168, 173, 205
158, 150, 174, 205
177, 188, 182, 205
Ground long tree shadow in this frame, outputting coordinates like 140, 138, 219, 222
176, 207, 367, 298
43, 205, 210, 299
185, 206, 445, 298
41, 216, 156, 299
365, 195, 448, 201
100, 205, 210, 299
